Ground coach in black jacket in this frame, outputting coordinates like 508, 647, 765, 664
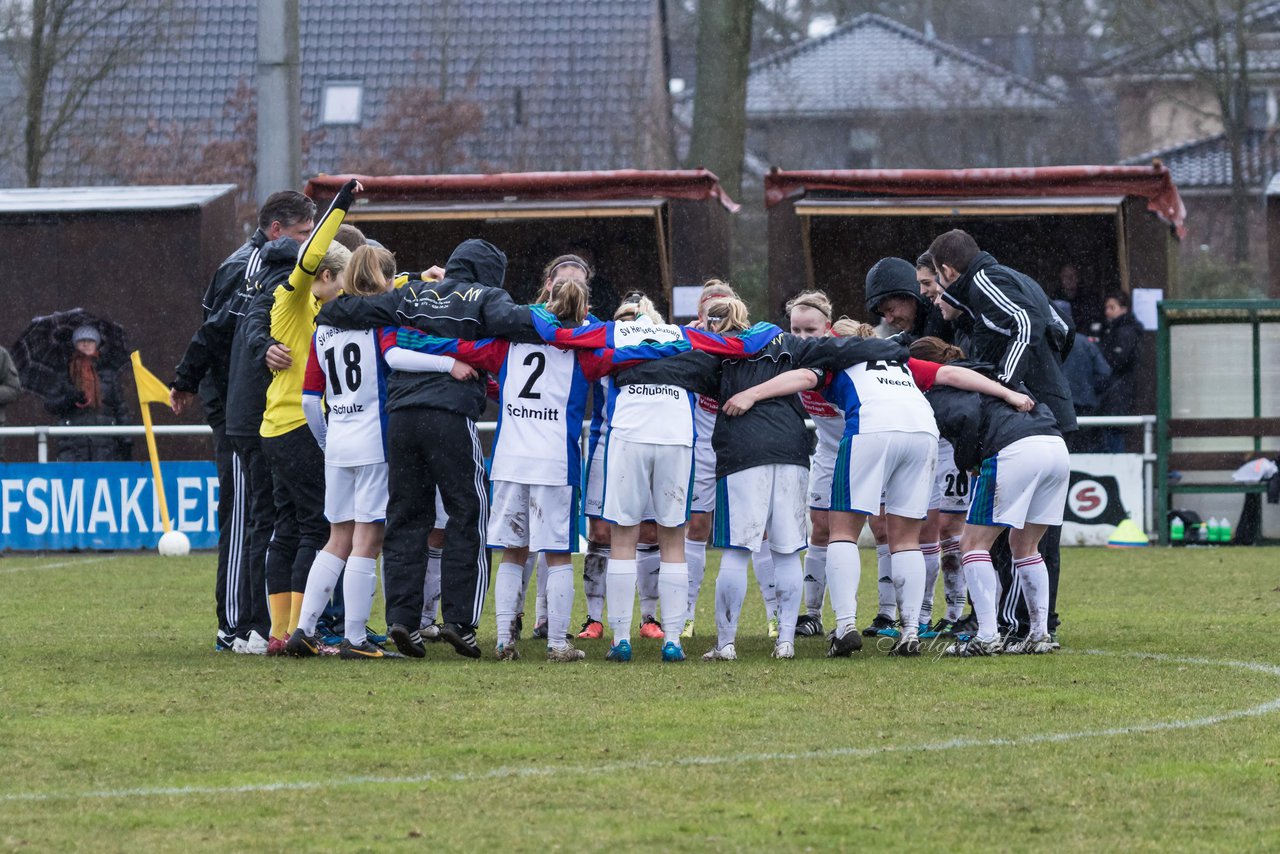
316, 238, 536, 658
928, 228, 1076, 640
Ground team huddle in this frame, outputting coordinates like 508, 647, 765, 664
174, 179, 1075, 664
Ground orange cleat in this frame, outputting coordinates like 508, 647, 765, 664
577, 619, 604, 639
639, 618, 664, 640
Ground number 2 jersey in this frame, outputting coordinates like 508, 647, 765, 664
302, 325, 390, 466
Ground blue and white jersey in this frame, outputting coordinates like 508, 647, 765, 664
823, 357, 939, 439
303, 325, 389, 466
491, 342, 593, 486
604, 319, 696, 447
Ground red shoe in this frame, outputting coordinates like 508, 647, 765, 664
577, 619, 604, 640
639, 618, 664, 640
266, 635, 288, 656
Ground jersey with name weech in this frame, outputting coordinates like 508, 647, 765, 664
303, 325, 389, 466
823, 356, 940, 439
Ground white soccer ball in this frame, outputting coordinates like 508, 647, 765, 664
157, 530, 191, 557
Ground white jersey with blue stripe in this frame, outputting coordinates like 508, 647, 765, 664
604, 319, 696, 447
492, 342, 591, 486
824, 358, 939, 439
306, 325, 389, 466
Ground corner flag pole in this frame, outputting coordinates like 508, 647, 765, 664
130, 351, 173, 534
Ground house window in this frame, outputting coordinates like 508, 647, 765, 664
1246, 89, 1276, 130
846, 128, 878, 169
322, 81, 363, 125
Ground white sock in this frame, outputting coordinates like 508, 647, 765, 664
714, 549, 750, 648
891, 549, 925, 641
494, 561, 524, 646
803, 544, 827, 617
751, 542, 777, 619
535, 554, 548, 624
685, 537, 707, 615
343, 556, 378, 645
658, 562, 689, 645
299, 550, 345, 635
583, 542, 609, 621
962, 550, 999, 642
876, 543, 896, 620
920, 542, 941, 624
421, 545, 442, 627
941, 537, 965, 621
545, 561, 574, 651
825, 540, 860, 635
606, 558, 638, 643
771, 548, 802, 644
637, 546, 661, 621
1015, 554, 1051, 638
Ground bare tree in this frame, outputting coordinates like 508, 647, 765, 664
0, 0, 172, 186
346, 85, 488, 175
686, 0, 755, 200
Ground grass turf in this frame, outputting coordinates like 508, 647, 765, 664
2, 547, 1280, 851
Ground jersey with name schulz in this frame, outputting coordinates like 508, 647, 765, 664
825, 356, 939, 439
303, 325, 389, 466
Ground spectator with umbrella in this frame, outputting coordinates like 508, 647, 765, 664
13, 309, 131, 462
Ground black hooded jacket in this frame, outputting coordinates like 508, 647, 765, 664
317, 238, 536, 418
939, 251, 1077, 433
223, 237, 298, 437
864, 256, 957, 344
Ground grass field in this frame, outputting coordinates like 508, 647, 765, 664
3, 546, 1280, 851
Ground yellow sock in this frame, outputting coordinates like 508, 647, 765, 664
288, 592, 305, 635
268, 593, 291, 639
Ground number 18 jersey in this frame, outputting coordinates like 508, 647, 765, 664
303, 325, 389, 466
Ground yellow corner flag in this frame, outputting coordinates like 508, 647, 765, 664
131, 351, 173, 534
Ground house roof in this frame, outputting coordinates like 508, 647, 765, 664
1122, 130, 1280, 190
26, 0, 668, 187
0, 185, 237, 214
744, 13, 1063, 118
1092, 1, 1280, 77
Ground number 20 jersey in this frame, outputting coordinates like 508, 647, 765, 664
824, 358, 939, 439
303, 325, 389, 466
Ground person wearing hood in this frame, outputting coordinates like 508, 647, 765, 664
315, 237, 536, 660
1097, 290, 1144, 453
864, 256, 956, 344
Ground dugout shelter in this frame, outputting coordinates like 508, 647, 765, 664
1268, 173, 1280, 297
764, 164, 1185, 421
0, 185, 239, 459
304, 169, 739, 321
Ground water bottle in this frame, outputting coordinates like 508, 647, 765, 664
1219, 516, 1232, 545
1170, 515, 1185, 544
1197, 522, 1209, 545
1209, 518, 1222, 543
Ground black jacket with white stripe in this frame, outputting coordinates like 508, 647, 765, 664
940, 252, 1077, 433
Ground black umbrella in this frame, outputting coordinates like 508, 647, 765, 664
11, 308, 130, 402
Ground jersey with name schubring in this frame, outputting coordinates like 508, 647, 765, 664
303, 325, 389, 466
604, 319, 696, 447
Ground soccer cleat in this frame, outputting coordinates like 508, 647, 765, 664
768, 616, 780, 638
365, 626, 389, 646
1048, 632, 1061, 650
439, 622, 483, 659
532, 619, 549, 640
888, 637, 921, 657
1024, 634, 1056, 654
546, 644, 587, 662
285, 629, 321, 657
388, 624, 427, 659
795, 614, 824, 637
877, 620, 902, 639
951, 613, 978, 637
215, 630, 235, 652
494, 643, 520, 661
577, 619, 604, 640
772, 641, 795, 659
419, 622, 443, 642
639, 618, 664, 640
265, 635, 288, 656
827, 626, 864, 658
701, 643, 737, 661
661, 641, 687, 662
1002, 635, 1030, 654
235, 630, 269, 655
944, 636, 1003, 657
605, 639, 633, 662
919, 618, 956, 640
681, 619, 696, 639
862, 614, 896, 637
318, 624, 344, 647
339, 639, 404, 660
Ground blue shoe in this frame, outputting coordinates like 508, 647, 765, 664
920, 618, 955, 640
365, 626, 388, 646
605, 639, 632, 662
320, 627, 344, 647
877, 621, 902, 639
661, 641, 686, 662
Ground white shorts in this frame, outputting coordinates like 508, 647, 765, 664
584, 443, 606, 519
602, 436, 693, 528
691, 442, 717, 514
968, 435, 1070, 528
832, 431, 937, 519
324, 462, 389, 524
713, 464, 808, 553
930, 440, 971, 514
433, 488, 449, 530
487, 480, 579, 553
807, 444, 836, 511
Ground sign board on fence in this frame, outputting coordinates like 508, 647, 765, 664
1062, 453, 1146, 546
0, 461, 218, 551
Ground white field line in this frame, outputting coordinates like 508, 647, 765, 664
2, 650, 1278, 805
0, 556, 118, 575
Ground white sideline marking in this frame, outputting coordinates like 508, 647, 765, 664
2, 650, 1278, 804
0, 556, 118, 575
